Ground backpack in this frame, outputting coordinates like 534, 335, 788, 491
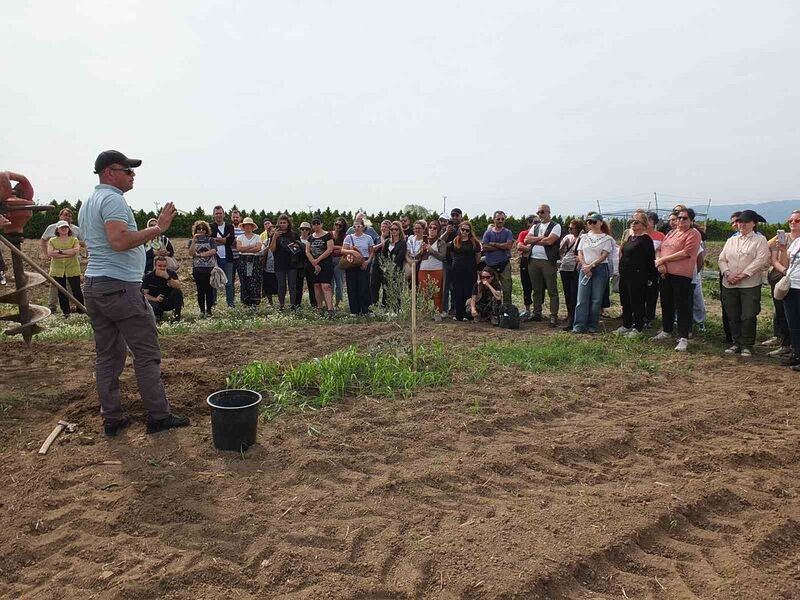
497, 303, 520, 329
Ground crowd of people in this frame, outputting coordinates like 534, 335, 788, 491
4, 193, 800, 371
2, 151, 800, 443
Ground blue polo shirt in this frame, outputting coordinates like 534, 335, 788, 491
481, 227, 513, 267
79, 184, 145, 282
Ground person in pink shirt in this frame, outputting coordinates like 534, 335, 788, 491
652, 208, 701, 351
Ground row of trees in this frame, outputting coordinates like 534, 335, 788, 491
19, 200, 788, 241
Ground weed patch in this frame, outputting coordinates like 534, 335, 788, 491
226, 343, 452, 420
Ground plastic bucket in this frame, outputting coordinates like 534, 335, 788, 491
206, 389, 262, 452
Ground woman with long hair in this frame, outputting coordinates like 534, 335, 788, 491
572, 213, 614, 334
377, 220, 407, 311
235, 217, 263, 306
448, 220, 482, 321
775, 210, 800, 370
615, 213, 657, 336
470, 267, 502, 323
559, 219, 585, 331
419, 220, 447, 321
306, 216, 336, 315
371, 220, 392, 305
296, 222, 317, 308
405, 220, 427, 284
331, 217, 348, 308
269, 214, 302, 310
47, 220, 85, 318
260, 220, 276, 306
188, 220, 217, 317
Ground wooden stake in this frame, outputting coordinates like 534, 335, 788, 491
410, 260, 417, 371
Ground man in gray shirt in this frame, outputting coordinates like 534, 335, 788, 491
79, 150, 189, 437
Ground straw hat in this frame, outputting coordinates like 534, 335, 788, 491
241, 217, 257, 228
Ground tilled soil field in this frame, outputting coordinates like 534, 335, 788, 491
0, 321, 798, 599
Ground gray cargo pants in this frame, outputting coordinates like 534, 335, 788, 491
84, 277, 171, 424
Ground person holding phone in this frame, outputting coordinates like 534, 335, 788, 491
269, 214, 302, 310
142, 255, 183, 321
767, 210, 800, 360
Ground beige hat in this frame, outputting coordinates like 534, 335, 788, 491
241, 217, 257, 228
300, 221, 312, 229
55, 220, 70, 230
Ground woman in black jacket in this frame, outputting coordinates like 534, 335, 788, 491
616, 213, 658, 336
448, 220, 482, 321
377, 221, 407, 311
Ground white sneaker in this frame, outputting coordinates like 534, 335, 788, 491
651, 331, 672, 341
740, 348, 752, 358
767, 346, 791, 357
674, 338, 689, 352
760, 336, 780, 347
0, 273, 6, 285
624, 330, 641, 339
724, 345, 740, 354
613, 326, 632, 334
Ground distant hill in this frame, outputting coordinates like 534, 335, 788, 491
690, 199, 799, 224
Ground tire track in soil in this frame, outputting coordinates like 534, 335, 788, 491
1, 323, 798, 598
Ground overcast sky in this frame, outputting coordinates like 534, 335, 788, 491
4, 1, 799, 218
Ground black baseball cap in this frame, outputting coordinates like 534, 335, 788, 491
450, 208, 462, 216
312, 216, 322, 224
94, 150, 142, 174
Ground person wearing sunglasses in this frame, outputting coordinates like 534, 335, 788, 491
306, 216, 336, 315
370, 220, 393, 306
405, 220, 428, 284
449, 221, 482, 321
765, 210, 800, 359
376, 221, 407, 311
234, 217, 263, 306
79, 150, 188, 436
652, 208, 702, 351
269, 214, 303, 310
525, 204, 561, 325
481, 210, 514, 304
718, 210, 771, 357
773, 210, 800, 370
572, 213, 613, 334
188, 220, 218, 316
471, 268, 503, 322
342, 219, 375, 315
419, 220, 447, 320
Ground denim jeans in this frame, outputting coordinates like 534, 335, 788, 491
782, 288, 800, 355
332, 256, 345, 306
573, 263, 609, 333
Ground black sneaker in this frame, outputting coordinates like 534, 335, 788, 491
146, 414, 190, 434
104, 417, 131, 437
781, 354, 800, 367
530, 314, 543, 322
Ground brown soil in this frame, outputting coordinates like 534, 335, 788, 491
1, 318, 799, 600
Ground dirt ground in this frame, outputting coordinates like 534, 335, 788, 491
0, 316, 799, 599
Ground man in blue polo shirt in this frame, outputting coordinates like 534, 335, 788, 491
481, 210, 514, 304
79, 150, 189, 437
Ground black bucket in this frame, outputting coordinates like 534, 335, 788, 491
207, 389, 262, 452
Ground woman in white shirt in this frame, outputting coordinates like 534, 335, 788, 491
572, 213, 614, 334
235, 218, 263, 306
774, 211, 800, 370
405, 220, 427, 283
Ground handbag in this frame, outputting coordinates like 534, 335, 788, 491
774, 250, 799, 300
339, 235, 365, 270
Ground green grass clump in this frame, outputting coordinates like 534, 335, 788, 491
226, 342, 452, 420
478, 334, 663, 374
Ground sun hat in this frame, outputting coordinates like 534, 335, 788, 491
241, 217, 257, 228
